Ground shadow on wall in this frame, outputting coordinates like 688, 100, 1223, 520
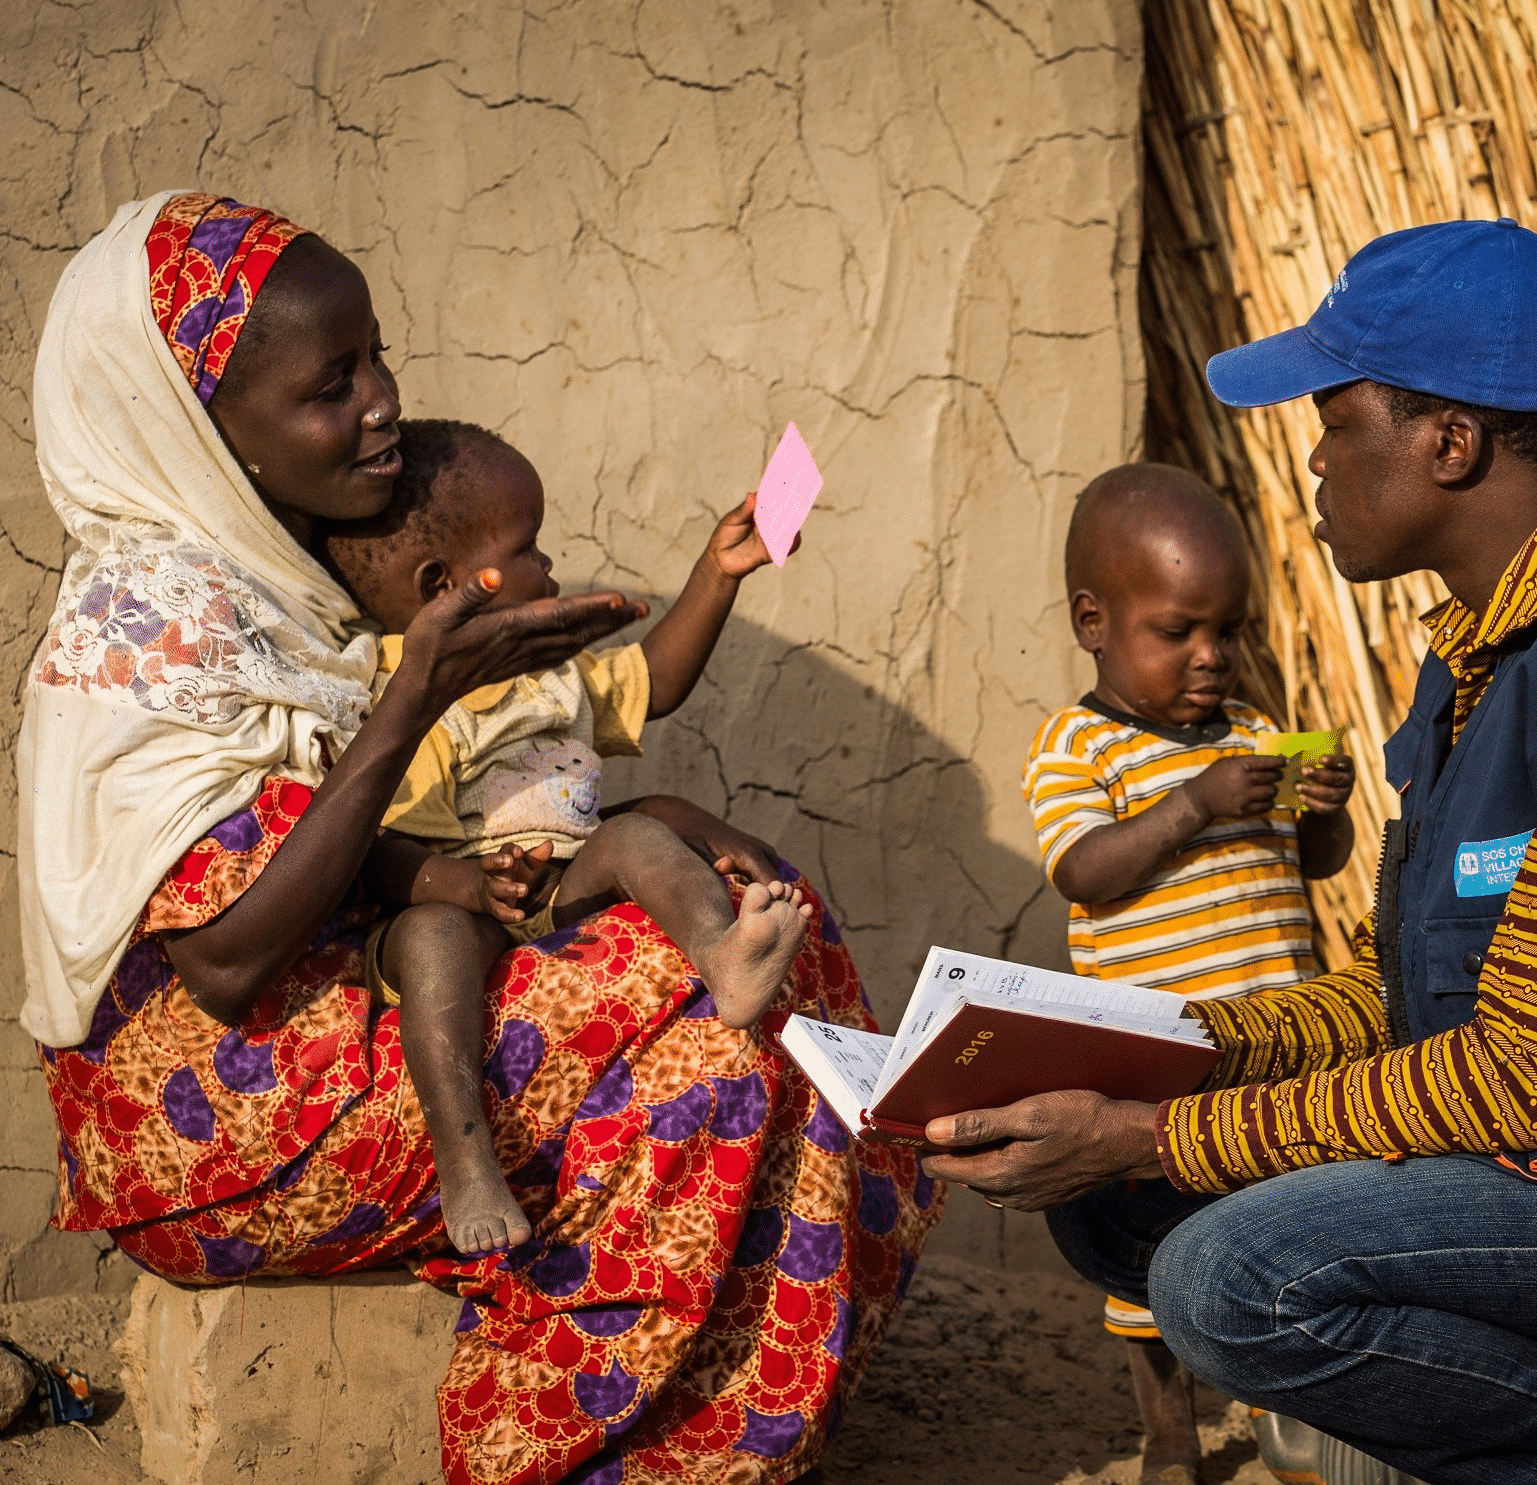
605, 609, 1079, 1275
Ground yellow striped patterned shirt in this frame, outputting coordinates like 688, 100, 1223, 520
1160, 531, 1537, 1192
1024, 698, 1314, 1000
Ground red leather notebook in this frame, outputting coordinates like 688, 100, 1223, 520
777, 946, 1220, 1152
858, 999, 1219, 1146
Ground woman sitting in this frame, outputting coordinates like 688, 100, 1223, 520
20, 191, 941, 1485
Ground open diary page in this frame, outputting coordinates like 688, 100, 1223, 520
779, 1017, 894, 1134
873, 946, 1207, 1106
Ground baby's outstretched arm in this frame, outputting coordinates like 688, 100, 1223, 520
1053, 754, 1286, 905
641, 493, 789, 717
365, 831, 556, 924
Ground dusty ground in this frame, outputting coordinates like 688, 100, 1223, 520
0, 1257, 1272, 1484
0, 1292, 138, 1485
825, 1257, 1271, 1485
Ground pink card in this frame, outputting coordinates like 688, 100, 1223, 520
753, 422, 822, 567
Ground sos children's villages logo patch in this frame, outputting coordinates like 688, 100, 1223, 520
1455, 830, 1533, 897
1325, 267, 1349, 309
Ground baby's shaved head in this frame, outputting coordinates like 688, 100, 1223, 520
1065, 463, 1247, 597
357, 418, 520, 561
321, 419, 539, 630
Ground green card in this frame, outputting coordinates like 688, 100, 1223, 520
1256, 728, 1346, 809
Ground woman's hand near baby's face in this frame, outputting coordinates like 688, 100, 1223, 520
398, 569, 647, 718
706, 493, 794, 580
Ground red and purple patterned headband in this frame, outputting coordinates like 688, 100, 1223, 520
146, 194, 307, 404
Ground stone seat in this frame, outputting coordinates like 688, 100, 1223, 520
117, 1269, 463, 1485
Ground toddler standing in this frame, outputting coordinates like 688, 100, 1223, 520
1023, 464, 1356, 1485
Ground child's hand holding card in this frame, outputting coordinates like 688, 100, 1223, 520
1256, 728, 1349, 810
753, 423, 822, 567
710, 424, 829, 581
706, 424, 823, 580
708, 494, 783, 579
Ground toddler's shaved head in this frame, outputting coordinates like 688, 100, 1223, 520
1063, 462, 1252, 729
1066, 463, 1247, 598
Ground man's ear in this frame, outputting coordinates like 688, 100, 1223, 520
1431, 407, 1490, 486
1070, 589, 1106, 654
413, 558, 451, 605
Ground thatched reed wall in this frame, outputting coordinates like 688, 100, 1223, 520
1143, 0, 1537, 962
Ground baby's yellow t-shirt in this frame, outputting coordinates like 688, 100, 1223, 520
375, 636, 650, 859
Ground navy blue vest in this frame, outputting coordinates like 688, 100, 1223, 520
1380, 623, 1537, 1177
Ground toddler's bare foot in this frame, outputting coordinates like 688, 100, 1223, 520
434, 1125, 533, 1255
698, 880, 813, 1029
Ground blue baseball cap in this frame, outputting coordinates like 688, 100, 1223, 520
1206, 218, 1537, 411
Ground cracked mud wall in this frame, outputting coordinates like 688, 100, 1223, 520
0, 0, 1142, 1295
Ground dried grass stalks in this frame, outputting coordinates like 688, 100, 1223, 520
1142, 0, 1537, 963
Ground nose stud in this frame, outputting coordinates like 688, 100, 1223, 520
363, 408, 386, 429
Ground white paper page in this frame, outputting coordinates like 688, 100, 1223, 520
873, 996, 965, 1112
880, 946, 959, 1076
970, 993, 1211, 1042
1165, 1017, 1217, 1042
950, 994, 1214, 1044
922, 946, 1189, 1021
780, 1016, 894, 1135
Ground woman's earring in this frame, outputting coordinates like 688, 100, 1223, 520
247, 463, 261, 476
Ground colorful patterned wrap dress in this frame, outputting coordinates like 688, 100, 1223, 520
27, 189, 941, 1483
41, 776, 943, 1483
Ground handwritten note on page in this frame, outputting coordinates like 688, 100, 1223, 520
753, 422, 823, 566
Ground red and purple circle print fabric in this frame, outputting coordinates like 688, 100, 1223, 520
146, 193, 306, 404
40, 776, 942, 1483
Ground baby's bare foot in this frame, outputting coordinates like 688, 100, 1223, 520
699, 880, 813, 1029
435, 1132, 533, 1256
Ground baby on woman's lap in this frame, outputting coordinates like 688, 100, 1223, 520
322, 418, 810, 1256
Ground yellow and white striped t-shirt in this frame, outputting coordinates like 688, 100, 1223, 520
1023, 697, 1314, 1001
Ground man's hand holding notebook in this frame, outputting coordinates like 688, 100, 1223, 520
778, 947, 1218, 1151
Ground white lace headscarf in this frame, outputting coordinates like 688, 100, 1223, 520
18, 191, 378, 1046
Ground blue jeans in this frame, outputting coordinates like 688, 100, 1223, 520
1045, 1160, 1537, 1485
